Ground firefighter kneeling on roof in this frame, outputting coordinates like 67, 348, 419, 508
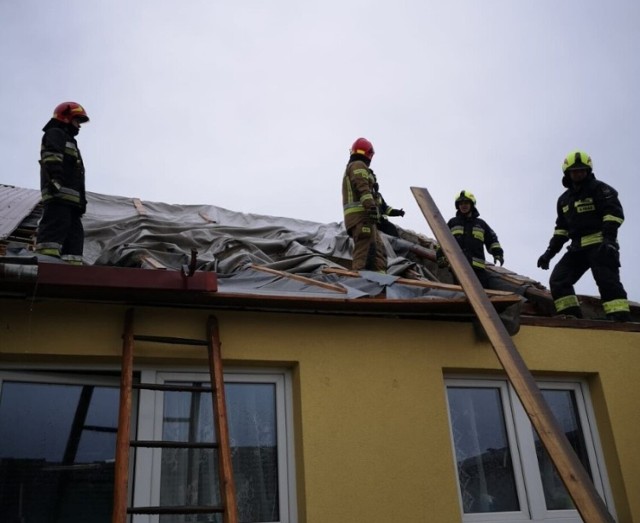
537, 150, 631, 322
342, 137, 386, 272
35, 102, 90, 265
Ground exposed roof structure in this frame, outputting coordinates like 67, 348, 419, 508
1, 184, 638, 330
0, 185, 41, 245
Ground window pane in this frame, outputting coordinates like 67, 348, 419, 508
0, 380, 118, 523
160, 382, 279, 523
534, 389, 591, 510
447, 386, 520, 513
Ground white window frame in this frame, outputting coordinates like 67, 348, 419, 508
445, 376, 616, 523
132, 367, 297, 523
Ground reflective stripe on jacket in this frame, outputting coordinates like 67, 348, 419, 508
548, 175, 624, 253
342, 160, 376, 231
436, 208, 503, 269
40, 119, 86, 210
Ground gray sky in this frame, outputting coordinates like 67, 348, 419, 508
2, 0, 639, 301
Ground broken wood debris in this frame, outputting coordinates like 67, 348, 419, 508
250, 264, 348, 294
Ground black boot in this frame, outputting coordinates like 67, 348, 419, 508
554, 306, 583, 319
607, 311, 631, 322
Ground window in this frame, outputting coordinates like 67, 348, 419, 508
0, 369, 296, 523
133, 370, 296, 523
0, 372, 120, 523
445, 377, 615, 523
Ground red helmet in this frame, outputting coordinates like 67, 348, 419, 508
53, 102, 90, 124
350, 137, 375, 159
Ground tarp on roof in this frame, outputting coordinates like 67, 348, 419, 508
2, 187, 537, 302
81, 192, 421, 276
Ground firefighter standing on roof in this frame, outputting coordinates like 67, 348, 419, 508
436, 190, 504, 289
537, 150, 630, 321
342, 138, 386, 272
35, 102, 89, 265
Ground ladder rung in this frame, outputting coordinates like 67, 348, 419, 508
133, 383, 213, 393
133, 334, 208, 346
130, 440, 219, 449
128, 505, 225, 515
83, 424, 117, 434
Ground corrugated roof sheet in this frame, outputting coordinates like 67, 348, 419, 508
0, 185, 41, 240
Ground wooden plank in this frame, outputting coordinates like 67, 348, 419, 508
411, 186, 615, 523
207, 316, 239, 523
251, 264, 348, 294
132, 198, 147, 215
140, 254, 168, 270
112, 308, 134, 523
199, 211, 217, 223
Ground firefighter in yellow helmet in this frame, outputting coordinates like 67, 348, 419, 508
36, 102, 90, 265
341, 137, 386, 272
436, 190, 504, 289
537, 150, 630, 321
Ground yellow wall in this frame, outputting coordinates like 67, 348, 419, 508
1, 298, 639, 522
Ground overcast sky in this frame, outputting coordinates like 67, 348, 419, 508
2, 0, 639, 301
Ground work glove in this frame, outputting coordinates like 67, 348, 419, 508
436, 254, 450, 269
537, 249, 554, 270
596, 239, 620, 268
389, 208, 405, 217
493, 255, 504, 266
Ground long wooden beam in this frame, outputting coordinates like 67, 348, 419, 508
410, 187, 615, 523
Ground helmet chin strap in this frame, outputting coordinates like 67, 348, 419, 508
67, 122, 80, 136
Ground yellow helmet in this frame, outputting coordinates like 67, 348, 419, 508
455, 190, 476, 208
562, 150, 592, 173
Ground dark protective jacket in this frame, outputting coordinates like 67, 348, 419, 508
437, 207, 503, 270
371, 171, 403, 237
342, 158, 377, 232
40, 118, 86, 212
546, 172, 624, 255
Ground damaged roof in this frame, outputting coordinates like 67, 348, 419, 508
1, 184, 638, 329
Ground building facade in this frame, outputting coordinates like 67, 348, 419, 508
1, 294, 638, 523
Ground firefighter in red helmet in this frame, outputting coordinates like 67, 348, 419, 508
35, 102, 90, 264
341, 137, 387, 272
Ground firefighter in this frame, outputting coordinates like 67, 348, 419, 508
371, 171, 405, 237
436, 190, 504, 289
342, 137, 386, 272
35, 102, 89, 265
537, 150, 630, 321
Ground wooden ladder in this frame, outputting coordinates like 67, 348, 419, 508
111, 308, 238, 523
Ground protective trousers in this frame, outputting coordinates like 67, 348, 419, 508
36, 202, 84, 263
350, 221, 386, 272
550, 247, 629, 318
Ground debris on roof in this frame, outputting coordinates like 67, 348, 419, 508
1, 184, 638, 326
0, 184, 42, 254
